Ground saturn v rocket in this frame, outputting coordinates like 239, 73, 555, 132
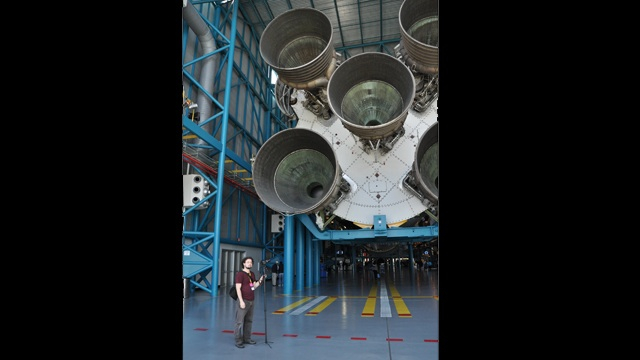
252, 0, 438, 230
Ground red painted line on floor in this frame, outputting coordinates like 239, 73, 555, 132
361, 313, 374, 316
273, 310, 285, 314
283, 334, 298, 337
398, 314, 412, 317
221, 330, 233, 333
194, 328, 208, 331
424, 339, 439, 343
387, 338, 403, 342
351, 337, 367, 341
307, 311, 319, 314
316, 335, 331, 339
367, 296, 376, 298
252, 332, 265, 336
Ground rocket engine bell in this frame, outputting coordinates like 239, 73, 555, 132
252, 128, 348, 215
326, 52, 415, 145
414, 121, 439, 206
398, 0, 439, 75
259, 8, 336, 90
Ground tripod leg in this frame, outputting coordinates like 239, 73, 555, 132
260, 266, 272, 346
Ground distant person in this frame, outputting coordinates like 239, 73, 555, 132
271, 260, 283, 286
277, 262, 284, 285
371, 262, 379, 279
234, 256, 265, 348
431, 249, 438, 269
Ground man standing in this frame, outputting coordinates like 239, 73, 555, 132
271, 260, 283, 286
234, 256, 266, 348
371, 261, 379, 279
277, 262, 284, 286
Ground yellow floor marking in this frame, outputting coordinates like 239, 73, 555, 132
361, 283, 378, 317
272, 297, 314, 314
269, 291, 435, 317
305, 296, 338, 316
388, 283, 411, 318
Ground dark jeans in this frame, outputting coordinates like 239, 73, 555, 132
234, 299, 255, 344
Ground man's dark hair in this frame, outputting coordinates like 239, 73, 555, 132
241, 256, 254, 269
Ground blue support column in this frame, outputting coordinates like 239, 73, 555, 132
351, 247, 357, 273
313, 238, 320, 286
305, 228, 313, 289
283, 215, 295, 294
296, 220, 305, 291
408, 241, 415, 280
210, 0, 239, 297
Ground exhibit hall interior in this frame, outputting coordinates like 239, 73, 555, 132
182, 0, 438, 358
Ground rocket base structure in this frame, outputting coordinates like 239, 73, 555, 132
288, 91, 437, 227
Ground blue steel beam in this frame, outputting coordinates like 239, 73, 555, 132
182, 115, 253, 172
333, 0, 346, 58
296, 214, 438, 242
357, 0, 364, 45
210, 0, 241, 296
336, 38, 400, 52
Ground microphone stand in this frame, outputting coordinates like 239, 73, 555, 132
260, 262, 273, 347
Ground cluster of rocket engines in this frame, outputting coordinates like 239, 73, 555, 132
252, 0, 439, 229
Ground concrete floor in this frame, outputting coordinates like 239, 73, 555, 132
183, 267, 439, 359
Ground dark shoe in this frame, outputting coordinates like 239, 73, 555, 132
244, 339, 257, 345
235, 343, 245, 348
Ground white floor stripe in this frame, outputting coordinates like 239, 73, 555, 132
290, 296, 328, 315
379, 280, 392, 317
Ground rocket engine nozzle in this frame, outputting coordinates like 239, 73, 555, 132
259, 8, 336, 90
252, 128, 344, 215
398, 0, 439, 75
327, 52, 415, 141
414, 121, 438, 206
